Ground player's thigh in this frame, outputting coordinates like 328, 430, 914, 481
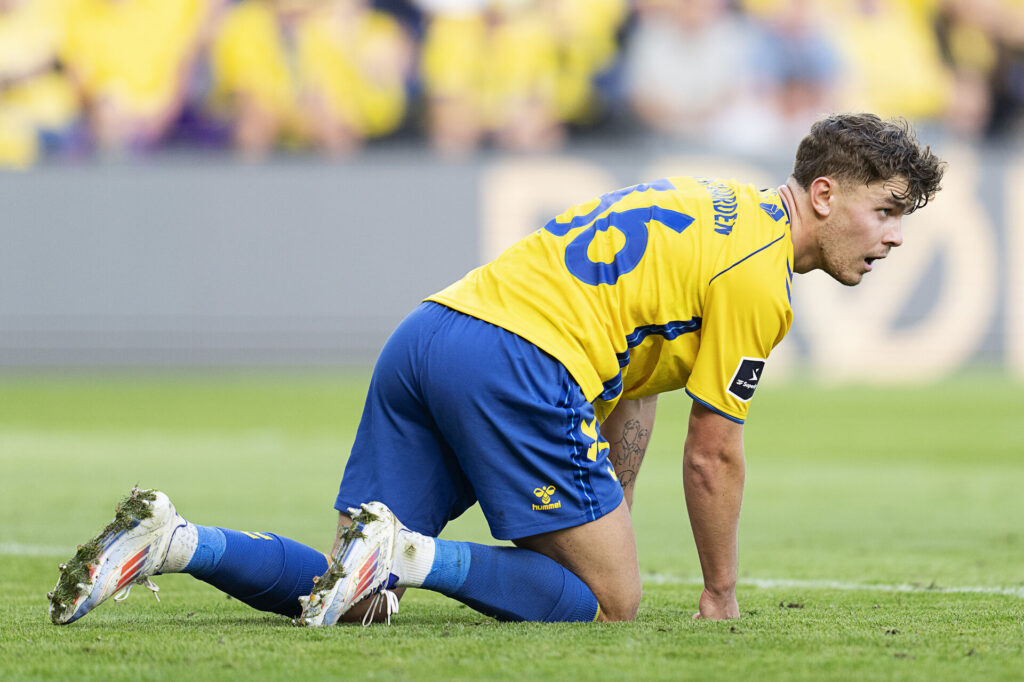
513, 498, 640, 622
420, 309, 624, 542
336, 303, 476, 537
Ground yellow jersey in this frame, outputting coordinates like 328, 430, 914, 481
208, 0, 298, 129
428, 176, 794, 424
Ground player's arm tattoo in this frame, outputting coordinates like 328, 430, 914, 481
601, 396, 656, 508
607, 418, 651, 494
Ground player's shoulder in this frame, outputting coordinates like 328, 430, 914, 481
702, 182, 792, 298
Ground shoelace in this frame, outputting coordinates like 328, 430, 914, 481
113, 576, 161, 603
361, 589, 399, 626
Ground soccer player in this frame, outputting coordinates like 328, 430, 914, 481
49, 113, 944, 626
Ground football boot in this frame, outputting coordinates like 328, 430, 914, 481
49, 487, 183, 625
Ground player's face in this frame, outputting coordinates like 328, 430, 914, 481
818, 177, 909, 286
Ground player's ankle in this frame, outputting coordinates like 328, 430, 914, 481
418, 537, 471, 593
391, 528, 436, 588
158, 516, 198, 573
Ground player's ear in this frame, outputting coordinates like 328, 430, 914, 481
808, 177, 835, 218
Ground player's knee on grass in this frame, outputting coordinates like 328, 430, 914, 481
567, 568, 639, 622
513, 534, 642, 622
596, 579, 642, 622
512, 499, 642, 623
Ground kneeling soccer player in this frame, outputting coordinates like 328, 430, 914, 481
50, 113, 945, 626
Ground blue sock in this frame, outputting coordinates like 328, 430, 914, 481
421, 539, 599, 622
183, 526, 328, 618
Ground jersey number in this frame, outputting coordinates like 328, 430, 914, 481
555, 205, 695, 286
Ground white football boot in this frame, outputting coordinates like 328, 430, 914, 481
295, 501, 401, 627
49, 487, 184, 625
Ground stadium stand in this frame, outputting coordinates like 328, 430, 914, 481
0, 0, 1020, 168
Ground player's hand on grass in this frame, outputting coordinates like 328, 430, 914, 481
692, 587, 739, 620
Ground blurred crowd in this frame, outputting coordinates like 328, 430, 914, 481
1, 0, 1022, 168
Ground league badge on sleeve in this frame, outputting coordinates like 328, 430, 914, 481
727, 357, 766, 402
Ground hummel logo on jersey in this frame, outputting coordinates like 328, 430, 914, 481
532, 485, 561, 511
727, 357, 766, 402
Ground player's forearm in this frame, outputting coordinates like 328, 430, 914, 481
682, 442, 745, 595
601, 396, 657, 509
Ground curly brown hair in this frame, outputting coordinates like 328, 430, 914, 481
792, 113, 945, 213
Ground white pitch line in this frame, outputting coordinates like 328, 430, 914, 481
643, 573, 1024, 599
0, 542, 71, 557
3, 544, 1021, 599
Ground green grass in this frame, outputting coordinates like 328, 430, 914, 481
2, 371, 1023, 680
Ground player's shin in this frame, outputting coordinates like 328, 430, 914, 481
175, 525, 328, 617
405, 536, 600, 623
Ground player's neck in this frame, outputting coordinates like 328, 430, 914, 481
779, 178, 821, 275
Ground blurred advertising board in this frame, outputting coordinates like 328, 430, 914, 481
2, 142, 1021, 382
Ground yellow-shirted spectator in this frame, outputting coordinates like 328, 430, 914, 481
210, 0, 412, 157
61, 0, 214, 151
940, 0, 1000, 75
421, 1, 568, 154
542, 0, 628, 124
0, 0, 80, 168
420, 11, 485, 103
421, 10, 493, 153
934, 0, 1024, 137
824, 0, 951, 120
486, 6, 559, 117
933, 0, 1002, 136
296, 0, 413, 153
209, 0, 303, 154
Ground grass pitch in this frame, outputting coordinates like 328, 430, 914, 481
1, 371, 1022, 680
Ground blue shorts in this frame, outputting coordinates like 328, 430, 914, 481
336, 301, 623, 541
